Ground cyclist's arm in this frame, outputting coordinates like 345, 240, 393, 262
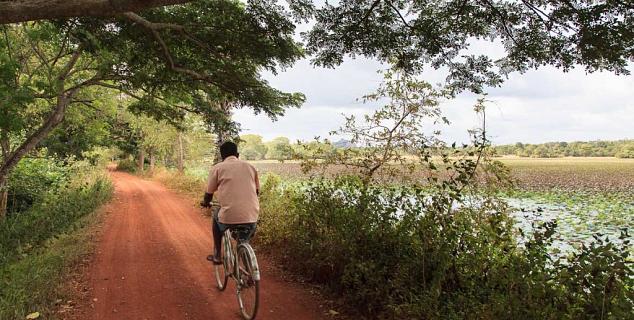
201, 166, 219, 207
255, 169, 260, 196
201, 192, 213, 207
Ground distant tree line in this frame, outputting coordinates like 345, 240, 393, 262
492, 140, 634, 158
238, 134, 342, 161
240, 136, 634, 160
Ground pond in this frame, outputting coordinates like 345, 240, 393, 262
507, 193, 633, 257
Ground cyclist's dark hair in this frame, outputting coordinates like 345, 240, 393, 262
219, 141, 239, 160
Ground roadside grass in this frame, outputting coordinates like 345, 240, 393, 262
150, 167, 205, 198
0, 172, 112, 320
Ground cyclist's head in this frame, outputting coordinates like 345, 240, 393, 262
219, 141, 239, 160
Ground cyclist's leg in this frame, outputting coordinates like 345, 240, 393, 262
209, 207, 227, 262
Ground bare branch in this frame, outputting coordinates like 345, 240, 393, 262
93, 81, 144, 100
122, 12, 185, 31
58, 46, 83, 82
51, 32, 71, 68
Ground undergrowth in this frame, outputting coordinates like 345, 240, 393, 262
257, 174, 633, 319
0, 167, 113, 319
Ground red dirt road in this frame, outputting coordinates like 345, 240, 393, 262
78, 172, 328, 320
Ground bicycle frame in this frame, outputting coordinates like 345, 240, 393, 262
210, 206, 260, 319
223, 228, 261, 283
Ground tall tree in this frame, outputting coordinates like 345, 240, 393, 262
266, 136, 293, 160
240, 134, 268, 160
0, 0, 305, 217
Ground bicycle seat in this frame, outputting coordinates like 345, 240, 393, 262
230, 225, 254, 242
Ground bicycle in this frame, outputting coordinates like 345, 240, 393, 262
212, 208, 261, 320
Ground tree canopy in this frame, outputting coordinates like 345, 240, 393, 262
0, 0, 305, 189
1, 0, 632, 213
306, 0, 633, 93
2, 1, 631, 94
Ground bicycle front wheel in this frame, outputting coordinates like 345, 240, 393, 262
237, 244, 260, 320
214, 260, 228, 290
214, 234, 231, 291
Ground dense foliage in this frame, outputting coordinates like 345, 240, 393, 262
0, 0, 306, 202
257, 174, 633, 319
0, 161, 112, 265
306, 0, 633, 94
5, 157, 70, 214
0, 163, 113, 319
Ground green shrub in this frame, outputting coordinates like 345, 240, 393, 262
151, 167, 205, 197
0, 167, 113, 319
258, 175, 633, 319
0, 213, 100, 319
254, 174, 297, 247
6, 157, 70, 214
0, 169, 113, 266
116, 157, 138, 173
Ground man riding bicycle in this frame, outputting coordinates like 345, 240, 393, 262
200, 141, 260, 264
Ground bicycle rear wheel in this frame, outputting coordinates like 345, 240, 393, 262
237, 244, 260, 320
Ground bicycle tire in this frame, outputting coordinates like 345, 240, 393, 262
237, 244, 260, 320
214, 232, 231, 290
214, 260, 228, 290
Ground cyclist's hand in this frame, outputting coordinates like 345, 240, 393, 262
200, 192, 213, 208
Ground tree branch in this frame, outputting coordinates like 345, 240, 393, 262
0, 0, 192, 24
0, 88, 79, 186
122, 12, 230, 91
387, 1, 412, 29
93, 81, 143, 100
480, 0, 519, 46
0, 47, 82, 186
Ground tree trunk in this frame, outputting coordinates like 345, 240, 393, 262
0, 181, 7, 220
212, 100, 232, 164
149, 151, 155, 172
177, 132, 184, 173
0, 0, 192, 24
0, 131, 9, 219
137, 147, 145, 172
0, 48, 81, 197
214, 130, 224, 164
0, 90, 76, 193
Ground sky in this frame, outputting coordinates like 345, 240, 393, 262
234, 53, 634, 146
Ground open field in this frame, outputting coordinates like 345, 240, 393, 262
185, 157, 634, 192
230, 157, 634, 191
185, 157, 634, 240
498, 157, 634, 191
234, 157, 633, 254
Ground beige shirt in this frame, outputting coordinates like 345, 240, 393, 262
206, 156, 260, 224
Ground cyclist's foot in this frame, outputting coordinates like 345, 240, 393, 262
207, 254, 222, 265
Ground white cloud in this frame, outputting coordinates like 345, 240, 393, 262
241, 58, 634, 145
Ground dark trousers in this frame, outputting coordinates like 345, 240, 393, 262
212, 207, 256, 256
